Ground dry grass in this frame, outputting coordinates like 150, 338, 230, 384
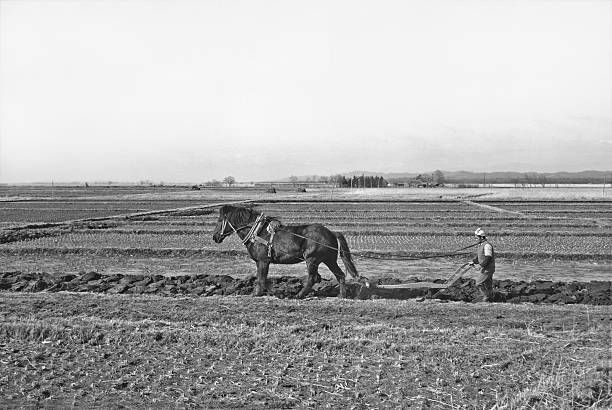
0, 292, 609, 408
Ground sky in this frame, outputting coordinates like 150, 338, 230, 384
1, 0, 610, 183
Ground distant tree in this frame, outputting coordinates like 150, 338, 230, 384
223, 176, 236, 187
416, 174, 431, 187
433, 170, 446, 186
289, 176, 298, 186
536, 173, 547, 188
375, 176, 388, 188
524, 173, 538, 187
318, 176, 329, 183
329, 174, 344, 187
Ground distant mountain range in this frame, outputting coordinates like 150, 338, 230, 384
279, 170, 611, 184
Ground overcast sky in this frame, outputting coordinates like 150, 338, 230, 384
1, 0, 610, 183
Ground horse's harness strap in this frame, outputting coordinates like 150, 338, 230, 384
220, 218, 249, 240
241, 213, 264, 244
242, 213, 280, 257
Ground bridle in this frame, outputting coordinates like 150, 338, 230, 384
217, 213, 271, 245
216, 216, 251, 241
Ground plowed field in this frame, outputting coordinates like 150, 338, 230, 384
1, 185, 610, 408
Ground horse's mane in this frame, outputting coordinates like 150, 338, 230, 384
220, 205, 259, 226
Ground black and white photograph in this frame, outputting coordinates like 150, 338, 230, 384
0, 0, 610, 408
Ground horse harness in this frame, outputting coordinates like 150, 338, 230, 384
223, 213, 282, 257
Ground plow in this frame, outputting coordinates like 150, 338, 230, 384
361, 262, 478, 300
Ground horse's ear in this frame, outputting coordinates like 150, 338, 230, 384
244, 204, 262, 216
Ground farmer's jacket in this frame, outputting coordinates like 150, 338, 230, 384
473, 239, 495, 274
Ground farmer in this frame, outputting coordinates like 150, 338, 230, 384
469, 228, 495, 302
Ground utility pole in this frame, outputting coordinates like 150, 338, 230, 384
483, 172, 486, 188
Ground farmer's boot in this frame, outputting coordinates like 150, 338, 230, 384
478, 284, 492, 302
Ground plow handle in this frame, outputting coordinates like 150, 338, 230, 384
430, 262, 475, 299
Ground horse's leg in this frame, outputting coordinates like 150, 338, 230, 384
324, 260, 347, 299
296, 259, 319, 299
253, 260, 269, 297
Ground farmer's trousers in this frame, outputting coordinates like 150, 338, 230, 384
476, 270, 494, 302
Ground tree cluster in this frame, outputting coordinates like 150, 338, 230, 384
329, 174, 389, 188
412, 171, 445, 187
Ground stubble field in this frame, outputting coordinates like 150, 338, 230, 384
0, 185, 610, 408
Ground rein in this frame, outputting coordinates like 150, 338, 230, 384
219, 210, 481, 262
355, 241, 481, 261
281, 229, 480, 261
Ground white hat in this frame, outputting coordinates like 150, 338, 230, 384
474, 228, 486, 237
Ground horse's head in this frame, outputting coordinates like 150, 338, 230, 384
212, 205, 256, 243
212, 206, 232, 243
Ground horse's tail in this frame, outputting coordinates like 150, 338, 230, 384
334, 232, 359, 279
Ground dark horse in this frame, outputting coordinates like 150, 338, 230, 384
212, 205, 365, 298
